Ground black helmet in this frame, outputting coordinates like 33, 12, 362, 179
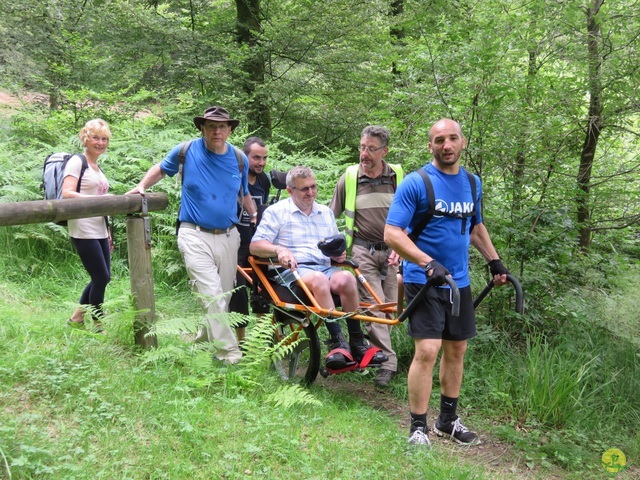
317, 234, 347, 257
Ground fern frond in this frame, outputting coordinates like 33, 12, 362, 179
264, 384, 322, 409
140, 344, 191, 365
148, 315, 201, 337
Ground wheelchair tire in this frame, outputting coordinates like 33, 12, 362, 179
271, 310, 321, 386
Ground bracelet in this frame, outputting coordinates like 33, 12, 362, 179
250, 212, 258, 218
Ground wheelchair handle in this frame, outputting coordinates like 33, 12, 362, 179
473, 273, 523, 313
398, 275, 460, 322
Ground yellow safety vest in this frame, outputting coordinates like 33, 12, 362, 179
344, 163, 403, 250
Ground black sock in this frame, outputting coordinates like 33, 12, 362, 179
439, 395, 458, 423
325, 321, 341, 338
410, 412, 427, 433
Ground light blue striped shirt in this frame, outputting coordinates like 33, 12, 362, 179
253, 198, 339, 266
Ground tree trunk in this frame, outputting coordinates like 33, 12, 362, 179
577, 0, 605, 253
235, 0, 271, 139
390, 0, 404, 78
513, 48, 538, 213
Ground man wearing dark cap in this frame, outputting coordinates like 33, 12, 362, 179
128, 106, 257, 364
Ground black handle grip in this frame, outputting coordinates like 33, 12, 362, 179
398, 275, 460, 322
473, 273, 523, 313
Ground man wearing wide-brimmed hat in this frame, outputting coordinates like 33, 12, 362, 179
128, 106, 257, 364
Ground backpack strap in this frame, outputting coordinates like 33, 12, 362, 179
75, 154, 89, 193
177, 141, 244, 182
176, 140, 194, 185
232, 146, 246, 221
408, 167, 477, 243
232, 146, 244, 174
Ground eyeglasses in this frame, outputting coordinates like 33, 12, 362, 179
202, 123, 230, 131
291, 184, 318, 193
358, 145, 386, 153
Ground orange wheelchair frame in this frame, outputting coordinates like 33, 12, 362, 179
238, 256, 405, 384
237, 255, 522, 385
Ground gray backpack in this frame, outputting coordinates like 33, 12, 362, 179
41, 152, 88, 200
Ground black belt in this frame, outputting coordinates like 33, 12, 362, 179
353, 237, 388, 250
181, 222, 236, 235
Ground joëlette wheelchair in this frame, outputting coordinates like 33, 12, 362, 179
238, 255, 523, 386
238, 170, 524, 386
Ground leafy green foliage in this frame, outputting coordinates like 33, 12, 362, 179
1, 1, 640, 476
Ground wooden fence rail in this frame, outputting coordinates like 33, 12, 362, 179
0, 193, 168, 348
0, 193, 167, 226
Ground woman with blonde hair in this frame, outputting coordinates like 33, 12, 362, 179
62, 118, 112, 331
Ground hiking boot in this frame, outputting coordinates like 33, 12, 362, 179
408, 427, 430, 446
374, 368, 396, 387
349, 334, 388, 365
434, 416, 481, 445
325, 333, 353, 370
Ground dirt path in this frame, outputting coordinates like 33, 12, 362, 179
319, 375, 558, 480
0, 90, 49, 117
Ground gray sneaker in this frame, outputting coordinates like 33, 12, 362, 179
434, 416, 480, 445
408, 427, 430, 446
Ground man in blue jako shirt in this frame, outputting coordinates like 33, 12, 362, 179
128, 106, 257, 364
385, 118, 509, 446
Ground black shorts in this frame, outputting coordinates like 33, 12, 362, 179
404, 283, 476, 341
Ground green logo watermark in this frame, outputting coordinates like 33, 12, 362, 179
602, 448, 627, 476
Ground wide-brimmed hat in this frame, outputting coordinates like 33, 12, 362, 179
193, 106, 240, 131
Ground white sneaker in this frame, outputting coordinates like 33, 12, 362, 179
408, 427, 430, 446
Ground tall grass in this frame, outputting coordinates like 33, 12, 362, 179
0, 278, 497, 480
515, 335, 604, 428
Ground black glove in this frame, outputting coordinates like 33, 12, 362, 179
424, 260, 450, 287
488, 259, 509, 277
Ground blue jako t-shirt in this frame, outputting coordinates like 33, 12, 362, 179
386, 163, 482, 288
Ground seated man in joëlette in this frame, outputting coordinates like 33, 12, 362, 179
250, 165, 387, 371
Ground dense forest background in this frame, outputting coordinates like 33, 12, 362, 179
2, 0, 639, 327
1, 0, 639, 477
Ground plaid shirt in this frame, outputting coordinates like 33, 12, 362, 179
253, 197, 339, 266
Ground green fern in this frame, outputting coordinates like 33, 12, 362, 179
264, 384, 322, 408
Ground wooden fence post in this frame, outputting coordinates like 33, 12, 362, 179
126, 214, 158, 348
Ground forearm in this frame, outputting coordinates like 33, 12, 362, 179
251, 239, 298, 270
243, 193, 257, 218
384, 225, 432, 268
128, 164, 166, 194
250, 239, 281, 258
470, 223, 500, 261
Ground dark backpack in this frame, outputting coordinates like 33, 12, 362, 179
175, 140, 245, 234
408, 167, 478, 243
41, 153, 88, 200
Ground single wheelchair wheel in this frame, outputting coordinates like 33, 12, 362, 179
271, 309, 321, 386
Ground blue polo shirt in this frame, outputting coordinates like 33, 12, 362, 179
160, 139, 249, 230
